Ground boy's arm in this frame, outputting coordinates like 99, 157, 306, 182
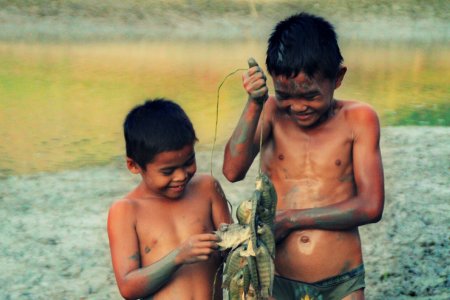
274, 106, 385, 241
211, 177, 233, 228
107, 200, 219, 299
209, 178, 233, 300
223, 59, 271, 182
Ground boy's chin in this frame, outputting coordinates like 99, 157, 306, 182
294, 118, 319, 128
164, 188, 186, 199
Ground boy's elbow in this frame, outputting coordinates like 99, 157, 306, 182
222, 165, 245, 182
118, 287, 133, 300
369, 210, 383, 223
119, 289, 143, 300
365, 199, 384, 224
118, 282, 142, 300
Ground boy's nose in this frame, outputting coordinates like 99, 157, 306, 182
173, 168, 188, 182
290, 102, 308, 113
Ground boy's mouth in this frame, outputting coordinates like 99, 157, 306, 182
292, 111, 314, 121
168, 183, 186, 192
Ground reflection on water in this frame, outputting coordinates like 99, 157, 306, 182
0, 41, 448, 175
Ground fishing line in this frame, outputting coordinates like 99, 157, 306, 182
210, 68, 246, 176
211, 63, 273, 299
258, 103, 266, 175
209, 67, 246, 218
210, 67, 267, 176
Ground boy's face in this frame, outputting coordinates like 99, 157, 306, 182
129, 144, 197, 199
272, 68, 346, 128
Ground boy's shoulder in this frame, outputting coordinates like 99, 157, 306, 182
188, 173, 218, 190
188, 173, 225, 203
339, 100, 379, 123
108, 197, 138, 218
107, 197, 139, 231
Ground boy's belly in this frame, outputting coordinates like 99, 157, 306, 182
149, 254, 222, 300
275, 228, 363, 282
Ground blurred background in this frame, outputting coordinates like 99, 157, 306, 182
0, 1, 449, 299
0, 0, 448, 176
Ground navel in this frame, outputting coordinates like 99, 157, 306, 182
335, 159, 341, 166
278, 154, 285, 160
297, 234, 313, 255
300, 235, 310, 243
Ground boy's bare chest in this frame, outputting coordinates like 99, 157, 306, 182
135, 197, 214, 260
263, 117, 356, 208
267, 122, 353, 175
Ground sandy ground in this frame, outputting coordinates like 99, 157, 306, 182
1, 126, 449, 300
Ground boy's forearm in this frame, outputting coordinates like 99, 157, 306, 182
275, 195, 383, 239
223, 98, 263, 181
120, 248, 181, 299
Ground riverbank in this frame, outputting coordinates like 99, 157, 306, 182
1, 126, 449, 299
1, 0, 448, 42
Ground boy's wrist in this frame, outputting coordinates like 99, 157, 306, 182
249, 95, 268, 106
171, 248, 183, 266
248, 96, 267, 109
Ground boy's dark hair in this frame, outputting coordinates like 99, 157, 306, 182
124, 98, 197, 169
266, 12, 343, 79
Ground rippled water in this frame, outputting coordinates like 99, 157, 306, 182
0, 40, 448, 175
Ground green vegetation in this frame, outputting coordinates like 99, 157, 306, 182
1, 0, 448, 20
384, 102, 450, 126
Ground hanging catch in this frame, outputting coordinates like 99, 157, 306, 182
213, 57, 277, 300
216, 173, 278, 300
215, 223, 251, 251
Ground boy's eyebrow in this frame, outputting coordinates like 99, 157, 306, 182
276, 90, 319, 98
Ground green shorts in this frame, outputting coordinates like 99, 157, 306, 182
272, 264, 365, 300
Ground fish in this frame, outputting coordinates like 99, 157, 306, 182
216, 173, 277, 299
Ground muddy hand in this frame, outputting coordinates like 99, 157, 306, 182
244, 57, 269, 105
176, 233, 219, 264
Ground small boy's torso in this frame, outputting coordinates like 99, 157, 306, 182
131, 175, 221, 299
264, 99, 364, 282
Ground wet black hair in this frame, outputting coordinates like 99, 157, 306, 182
123, 98, 197, 169
266, 12, 343, 79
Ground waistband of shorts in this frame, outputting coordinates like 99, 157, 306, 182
275, 264, 365, 288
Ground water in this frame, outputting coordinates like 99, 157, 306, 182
0, 40, 448, 175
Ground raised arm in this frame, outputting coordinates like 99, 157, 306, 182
223, 58, 271, 182
107, 200, 218, 299
275, 105, 385, 241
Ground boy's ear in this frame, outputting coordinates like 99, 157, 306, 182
126, 157, 141, 174
334, 66, 347, 89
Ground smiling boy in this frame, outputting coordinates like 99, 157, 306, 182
108, 99, 232, 299
223, 13, 384, 300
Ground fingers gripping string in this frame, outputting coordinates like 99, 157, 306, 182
210, 63, 267, 176
247, 57, 267, 175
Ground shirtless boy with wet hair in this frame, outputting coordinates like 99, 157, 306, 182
108, 98, 232, 299
223, 13, 384, 300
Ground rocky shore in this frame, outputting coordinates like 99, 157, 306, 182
1, 126, 449, 299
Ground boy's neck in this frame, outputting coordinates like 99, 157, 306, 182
307, 98, 338, 130
127, 183, 170, 201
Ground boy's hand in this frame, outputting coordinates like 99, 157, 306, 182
243, 57, 269, 105
175, 233, 219, 265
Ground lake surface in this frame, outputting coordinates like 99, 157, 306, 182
0, 40, 448, 175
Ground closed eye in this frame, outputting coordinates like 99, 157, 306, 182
160, 154, 195, 176
275, 92, 290, 101
303, 92, 320, 100
161, 168, 174, 176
